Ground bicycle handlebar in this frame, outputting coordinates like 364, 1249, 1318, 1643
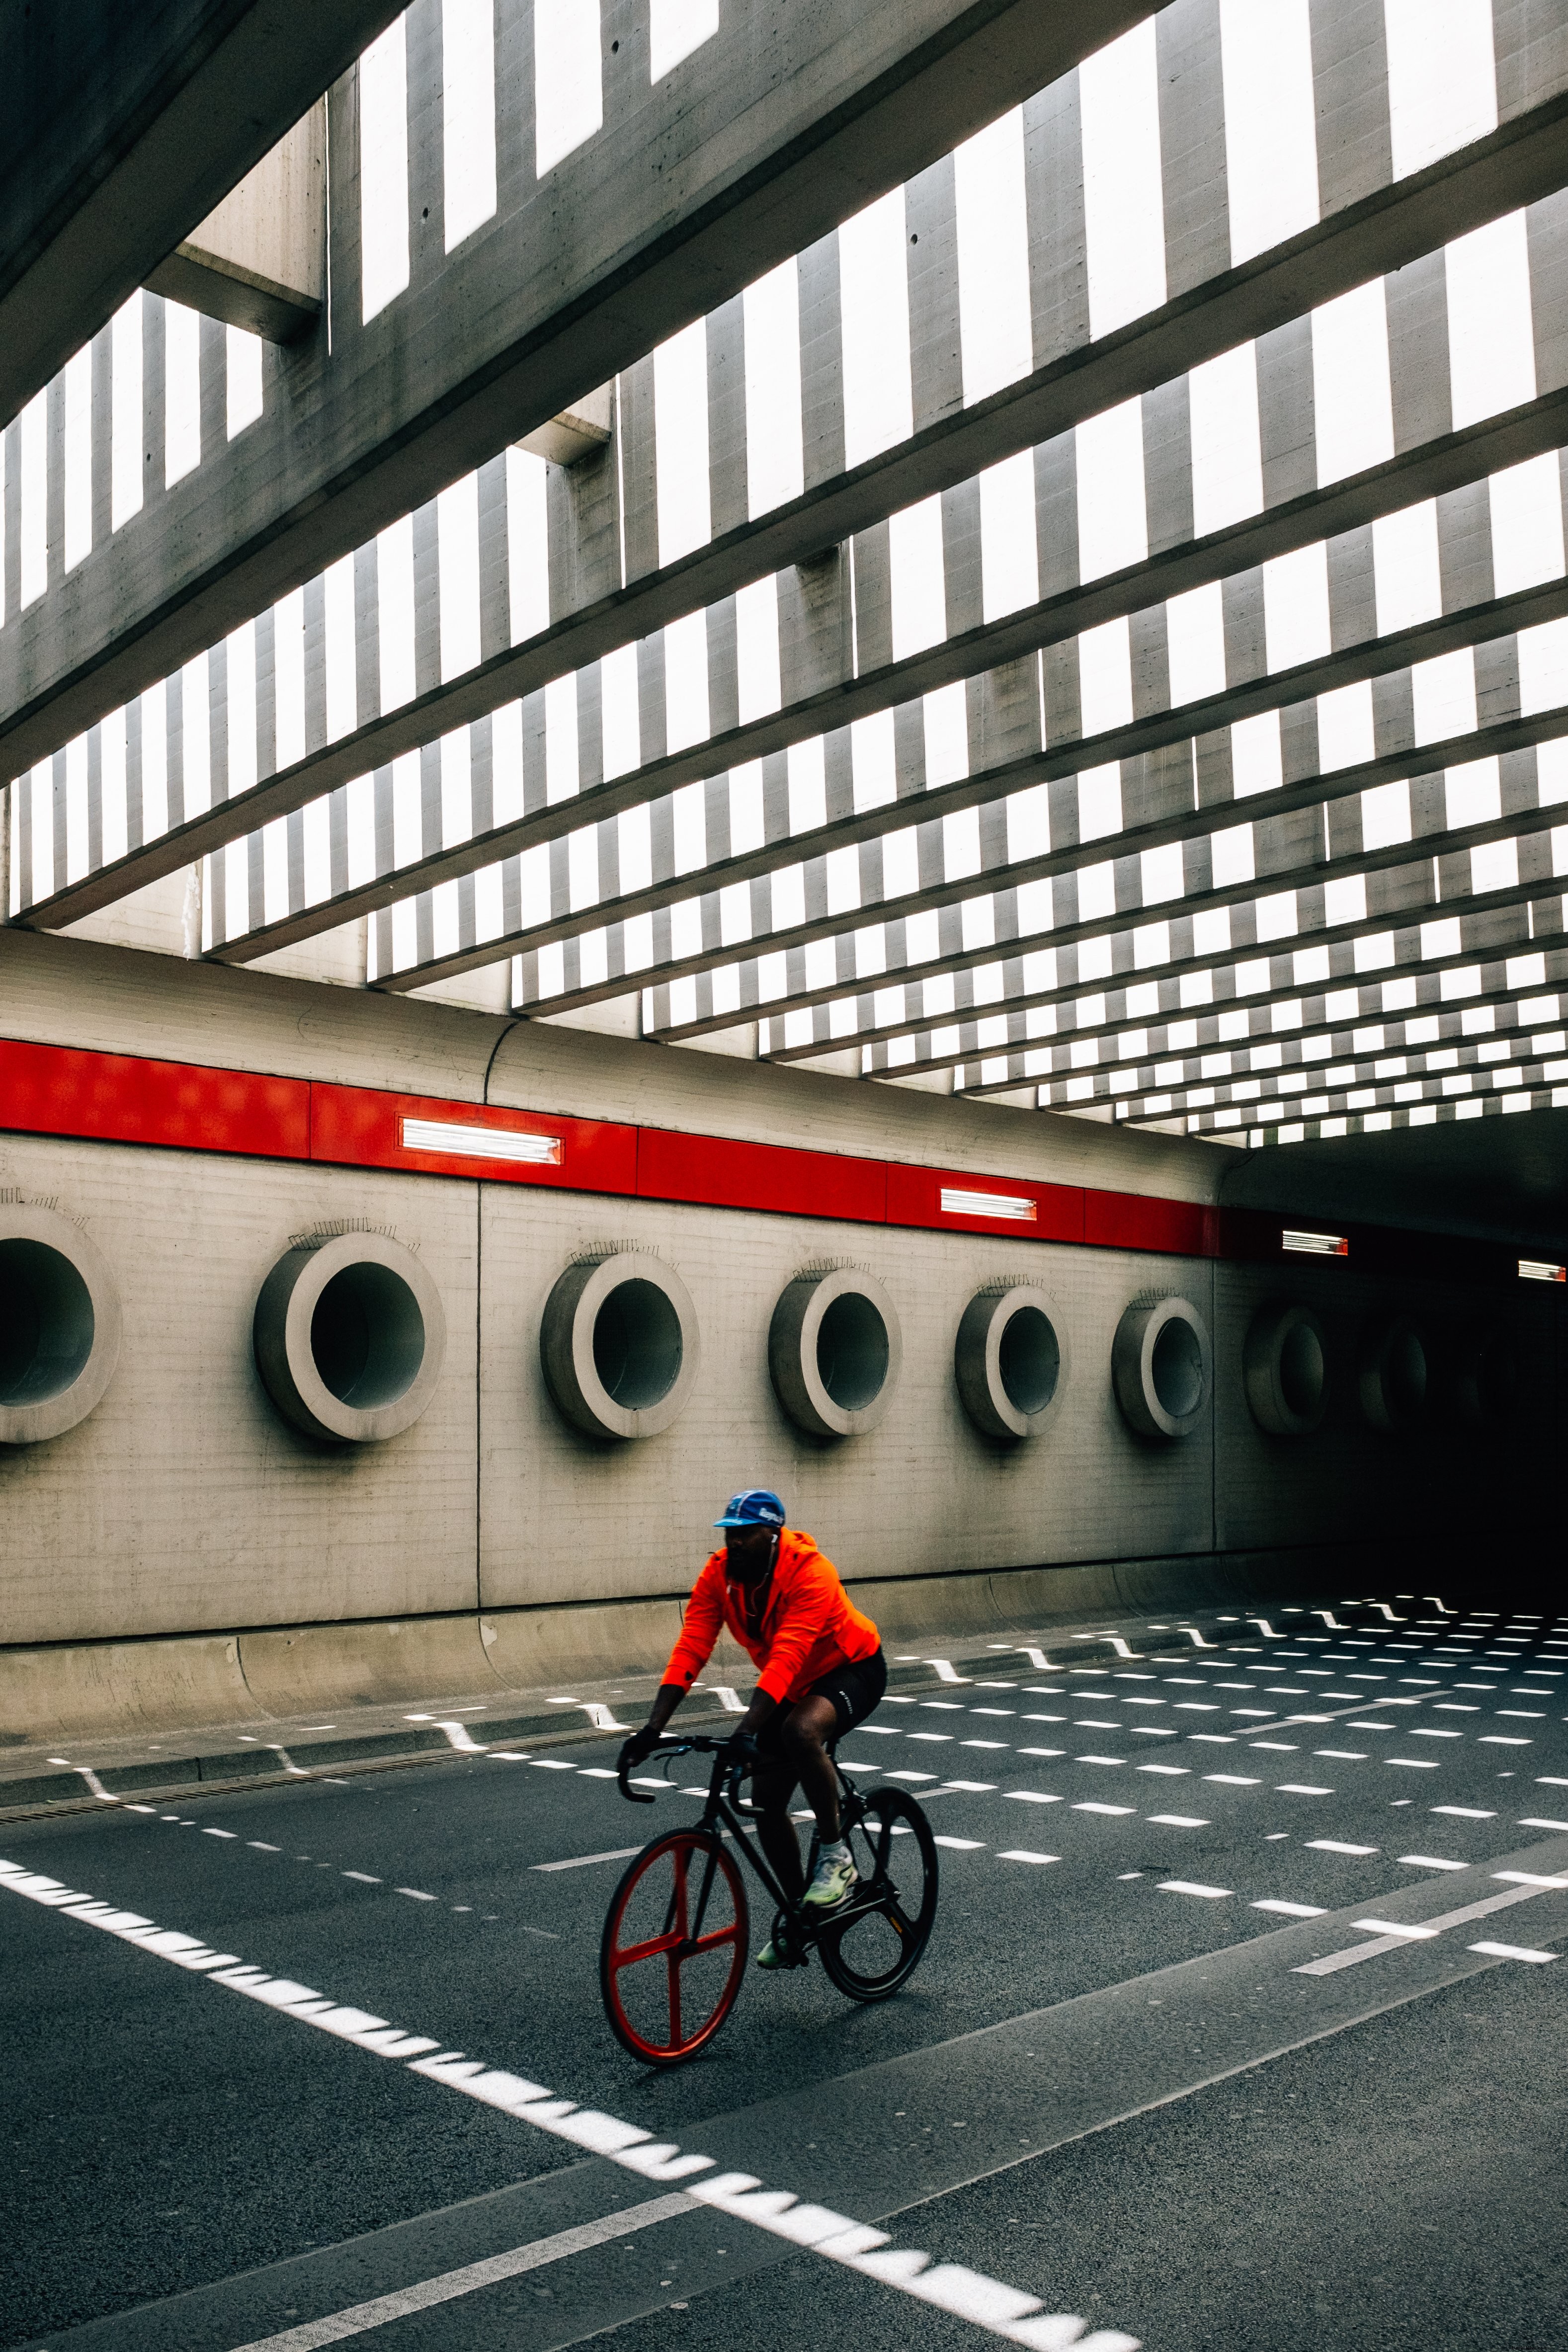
616, 1731, 752, 1805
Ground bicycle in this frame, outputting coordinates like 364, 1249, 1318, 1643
599, 1733, 939, 2065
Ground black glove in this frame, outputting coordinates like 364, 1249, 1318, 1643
619, 1726, 660, 1773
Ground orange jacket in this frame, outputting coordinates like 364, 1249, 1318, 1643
663, 1529, 880, 1705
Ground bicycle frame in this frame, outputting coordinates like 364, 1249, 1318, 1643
618, 1734, 889, 1951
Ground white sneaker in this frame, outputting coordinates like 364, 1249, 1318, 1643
802, 1847, 858, 1910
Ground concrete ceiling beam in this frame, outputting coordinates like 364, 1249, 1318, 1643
9, 6, 1568, 900
118, 392, 1568, 976
0, 0, 1149, 778
0, 0, 403, 425
328, 641, 1568, 1000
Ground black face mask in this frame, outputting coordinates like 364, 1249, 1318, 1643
727, 1535, 777, 1627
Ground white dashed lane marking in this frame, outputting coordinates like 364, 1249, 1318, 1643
60, 1613, 1568, 1950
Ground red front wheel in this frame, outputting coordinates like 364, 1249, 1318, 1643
600, 1828, 750, 2065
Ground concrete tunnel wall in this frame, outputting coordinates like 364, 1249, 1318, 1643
0, 932, 1558, 1716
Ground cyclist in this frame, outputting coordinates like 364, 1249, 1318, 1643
620, 1490, 886, 1965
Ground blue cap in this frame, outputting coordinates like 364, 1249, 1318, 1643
715, 1488, 785, 1530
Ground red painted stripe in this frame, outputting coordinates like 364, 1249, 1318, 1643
636, 1125, 887, 1223
310, 1084, 639, 1193
1083, 1190, 1215, 1258
0, 1035, 1283, 1265
0, 1038, 309, 1159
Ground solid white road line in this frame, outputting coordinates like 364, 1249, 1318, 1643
0, 1860, 1137, 2352
531, 1846, 644, 1872
1295, 1877, 1568, 1975
230, 2195, 695, 2350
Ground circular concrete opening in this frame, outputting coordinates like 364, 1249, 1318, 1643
1449, 1322, 1518, 1429
769, 1268, 902, 1439
1243, 1304, 1328, 1438
1357, 1313, 1428, 1434
816, 1289, 890, 1413
1000, 1309, 1059, 1413
541, 1252, 699, 1440
592, 1278, 686, 1412
310, 1263, 428, 1409
0, 1207, 122, 1445
254, 1231, 445, 1443
954, 1285, 1070, 1441
1112, 1296, 1212, 1441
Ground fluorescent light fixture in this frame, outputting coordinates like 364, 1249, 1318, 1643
1282, 1228, 1347, 1257
1519, 1259, 1566, 1282
401, 1117, 562, 1165
939, 1186, 1037, 1221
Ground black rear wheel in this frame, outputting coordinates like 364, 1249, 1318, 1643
814, 1787, 938, 2001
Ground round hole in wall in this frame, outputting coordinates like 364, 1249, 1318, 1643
0, 1239, 95, 1406
541, 1252, 700, 1441
1243, 1303, 1327, 1438
1383, 1327, 1426, 1420
1449, 1322, 1518, 1428
816, 1289, 890, 1414
1111, 1295, 1212, 1442
1357, 1313, 1429, 1434
1150, 1315, 1204, 1423
999, 1307, 1059, 1416
1279, 1316, 1325, 1418
769, 1267, 903, 1440
591, 1277, 685, 1412
310, 1262, 427, 1409
254, 1230, 446, 1444
0, 1207, 122, 1447
954, 1285, 1069, 1442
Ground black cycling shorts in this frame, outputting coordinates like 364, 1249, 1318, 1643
754, 1647, 887, 1764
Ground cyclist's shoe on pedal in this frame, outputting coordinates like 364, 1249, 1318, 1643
756, 1921, 809, 1969
802, 1843, 859, 1910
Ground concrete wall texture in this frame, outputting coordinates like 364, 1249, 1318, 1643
0, 931, 1555, 1666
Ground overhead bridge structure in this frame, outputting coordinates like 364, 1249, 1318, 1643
4, 0, 1568, 1633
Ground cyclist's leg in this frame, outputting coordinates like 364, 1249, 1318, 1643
791, 1649, 889, 1843
776, 1694, 844, 1845
748, 1726, 807, 1902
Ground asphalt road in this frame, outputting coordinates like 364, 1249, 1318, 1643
6, 1598, 1568, 2352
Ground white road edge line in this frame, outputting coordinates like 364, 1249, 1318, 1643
0, 1859, 1137, 2352
531, 1846, 643, 1872
1294, 1876, 1568, 1975
229, 2194, 695, 2351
